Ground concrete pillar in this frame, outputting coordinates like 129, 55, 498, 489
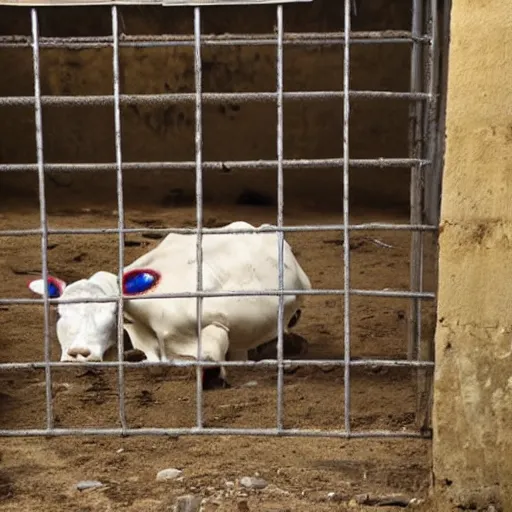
433, 1, 512, 510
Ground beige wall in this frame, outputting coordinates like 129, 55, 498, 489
433, 1, 512, 510
0, 1, 414, 212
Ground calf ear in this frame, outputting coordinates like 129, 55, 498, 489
28, 276, 67, 298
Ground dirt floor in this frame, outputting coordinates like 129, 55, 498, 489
0, 202, 434, 511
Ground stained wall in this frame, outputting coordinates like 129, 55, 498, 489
0, 1, 415, 212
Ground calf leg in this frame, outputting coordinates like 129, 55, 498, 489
202, 365, 231, 390
124, 322, 161, 362
191, 322, 231, 391
152, 322, 231, 390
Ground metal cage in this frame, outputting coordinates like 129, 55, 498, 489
0, 0, 449, 439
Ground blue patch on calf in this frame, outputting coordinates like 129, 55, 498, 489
123, 269, 160, 295
47, 281, 61, 298
46, 277, 63, 298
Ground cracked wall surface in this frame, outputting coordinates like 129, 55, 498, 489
432, 1, 512, 510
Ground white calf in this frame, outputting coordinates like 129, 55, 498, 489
28, 221, 312, 386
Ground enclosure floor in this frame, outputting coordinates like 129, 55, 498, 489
0, 203, 432, 511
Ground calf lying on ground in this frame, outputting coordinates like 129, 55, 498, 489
28, 222, 312, 389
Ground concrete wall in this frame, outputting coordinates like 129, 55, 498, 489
432, 1, 512, 510
0, 1, 415, 211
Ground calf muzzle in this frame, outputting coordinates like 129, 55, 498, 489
67, 347, 91, 358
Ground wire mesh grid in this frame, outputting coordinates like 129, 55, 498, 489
0, 0, 443, 439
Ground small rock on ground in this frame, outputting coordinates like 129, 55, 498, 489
174, 494, 202, 512
76, 480, 104, 491
156, 468, 183, 481
240, 476, 268, 490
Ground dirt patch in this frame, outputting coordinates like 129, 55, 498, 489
0, 203, 434, 511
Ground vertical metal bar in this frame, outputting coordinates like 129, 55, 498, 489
112, 5, 128, 432
425, 0, 440, 227
31, 8, 53, 431
430, 0, 450, 228
193, 7, 204, 429
275, 4, 285, 431
416, 0, 441, 432
342, 0, 352, 436
407, 0, 424, 362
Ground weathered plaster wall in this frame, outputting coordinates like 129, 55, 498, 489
0, 2, 414, 211
433, 1, 512, 510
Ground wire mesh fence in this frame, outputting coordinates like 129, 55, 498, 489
0, 0, 445, 439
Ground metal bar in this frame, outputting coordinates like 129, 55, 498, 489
415, 0, 441, 433
407, 0, 424, 362
111, 5, 128, 432
0, 32, 430, 49
275, 3, 285, 432
0, 0, 311, 7
0, 0, 207, 5
30, 7, 54, 432
431, 0, 450, 230
0, 91, 430, 107
0, 158, 429, 173
0, 0, 165, 4
342, 0, 351, 436
425, 0, 441, 228
193, 6, 204, 429
0, 223, 438, 237
0, 288, 436, 306
0, 358, 435, 371
0, 2, 443, 444
0, 427, 431, 439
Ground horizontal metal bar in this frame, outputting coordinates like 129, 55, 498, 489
0, 158, 429, 174
0, 288, 436, 305
0, 91, 430, 108
0, 426, 430, 439
0, 358, 434, 371
6, 0, 315, 6
0, 0, 165, 4
0, 223, 437, 237
4, 0, 312, 6
0, 32, 430, 49
0, 0, 184, 5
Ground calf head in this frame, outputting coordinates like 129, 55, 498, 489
28, 275, 118, 362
